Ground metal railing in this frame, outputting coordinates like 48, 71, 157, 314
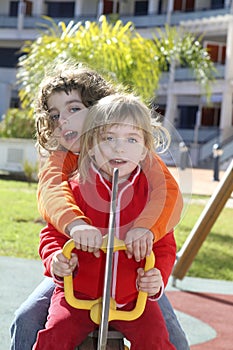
0, 6, 231, 29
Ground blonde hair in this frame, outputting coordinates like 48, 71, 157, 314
78, 93, 170, 181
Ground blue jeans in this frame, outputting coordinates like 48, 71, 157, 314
158, 292, 189, 350
10, 277, 189, 350
10, 277, 54, 350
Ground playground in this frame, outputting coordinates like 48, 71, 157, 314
1, 163, 233, 349
1, 256, 232, 349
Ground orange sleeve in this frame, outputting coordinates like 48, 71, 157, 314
37, 151, 91, 234
132, 153, 183, 242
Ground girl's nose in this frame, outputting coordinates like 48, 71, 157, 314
59, 117, 67, 126
59, 111, 69, 126
114, 138, 125, 152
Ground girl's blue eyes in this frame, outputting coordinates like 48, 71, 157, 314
105, 136, 137, 143
50, 107, 82, 121
128, 138, 137, 143
71, 107, 82, 112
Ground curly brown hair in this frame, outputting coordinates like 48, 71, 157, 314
35, 62, 118, 151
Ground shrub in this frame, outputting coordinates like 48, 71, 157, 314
23, 160, 38, 184
0, 108, 35, 139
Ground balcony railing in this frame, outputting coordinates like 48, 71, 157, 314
160, 63, 225, 85
0, 6, 231, 29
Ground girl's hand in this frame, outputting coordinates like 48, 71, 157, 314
52, 250, 78, 278
137, 267, 162, 297
70, 224, 103, 258
125, 228, 153, 262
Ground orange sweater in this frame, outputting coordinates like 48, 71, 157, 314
37, 151, 183, 242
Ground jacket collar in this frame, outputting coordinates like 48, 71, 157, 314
90, 162, 141, 193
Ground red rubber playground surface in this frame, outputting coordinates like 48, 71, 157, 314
168, 291, 233, 349
166, 277, 233, 350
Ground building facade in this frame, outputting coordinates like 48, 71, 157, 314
0, 0, 233, 167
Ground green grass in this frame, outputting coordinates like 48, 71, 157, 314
176, 197, 233, 280
0, 179, 232, 280
0, 179, 43, 259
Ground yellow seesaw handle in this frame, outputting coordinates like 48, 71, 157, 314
63, 236, 155, 324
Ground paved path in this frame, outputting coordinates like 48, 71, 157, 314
168, 166, 233, 198
0, 257, 43, 350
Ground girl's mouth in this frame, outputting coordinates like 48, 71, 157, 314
62, 130, 78, 142
109, 159, 127, 166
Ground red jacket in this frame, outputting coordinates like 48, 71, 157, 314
38, 150, 183, 242
39, 165, 176, 305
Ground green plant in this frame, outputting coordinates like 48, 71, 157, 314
23, 160, 38, 184
153, 25, 216, 99
17, 16, 215, 115
0, 17, 215, 140
108, 13, 120, 24
0, 108, 35, 139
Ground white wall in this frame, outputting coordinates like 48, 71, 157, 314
195, 0, 211, 11
0, 0, 10, 15
78, 0, 96, 16
0, 138, 38, 173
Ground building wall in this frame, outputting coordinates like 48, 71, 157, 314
0, 0, 11, 15
0, 138, 38, 173
195, 0, 211, 10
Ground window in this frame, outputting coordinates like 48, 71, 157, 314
178, 106, 198, 129
211, 0, 224, 10
135, 1, 148, 16
201, 107, 220, 127
102, 1, 120, 14
103, 0, 113, 14
173, 0, 194, 12
0, 48, 21, 68
9, 1, 32, 17
9, 1, 18, 16
46, 1, 75, 17
205, 42, 226, 64
174, 0, 182, 11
